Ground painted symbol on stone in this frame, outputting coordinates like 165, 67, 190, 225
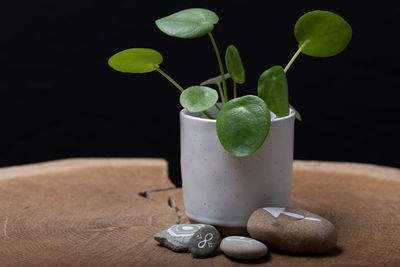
197, 233, 214, 248
167, 224, 205, 237
263, 207, 321, 222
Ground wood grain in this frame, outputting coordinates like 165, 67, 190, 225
0, 158, 399, 266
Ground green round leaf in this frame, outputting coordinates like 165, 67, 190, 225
200, 73, 230, 86
180, 86, 219, 112
225, 45, 245, 84
257, 66, 289, 117
155, 8, 219, 39
295, 10, 352, 57
216, 95, 271, 157
108, 48, 163, 73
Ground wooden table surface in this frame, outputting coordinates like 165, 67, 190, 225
0, 158, 399, 266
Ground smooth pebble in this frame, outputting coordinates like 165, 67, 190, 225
188, 225, 221, 258
220, 236, 268, 260
247, 207, 337, 253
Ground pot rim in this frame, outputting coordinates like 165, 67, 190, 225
180, 107, 296, 123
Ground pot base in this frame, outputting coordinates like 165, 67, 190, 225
189, 218, 249, 238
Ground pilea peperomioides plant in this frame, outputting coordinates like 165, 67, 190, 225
108, 8, 352, 157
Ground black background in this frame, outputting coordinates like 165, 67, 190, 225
1, 1, 399, 186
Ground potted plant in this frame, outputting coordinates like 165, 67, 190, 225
108, 8, 352, 230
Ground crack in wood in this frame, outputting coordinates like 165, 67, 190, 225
136, 187, 177, 199
167, 196, 182, 224
3, 215, 9, 238
136, 187, 183, 224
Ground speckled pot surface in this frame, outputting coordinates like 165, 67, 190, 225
180, 106, 295, 227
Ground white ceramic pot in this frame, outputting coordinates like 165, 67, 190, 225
180, 105, 295, 227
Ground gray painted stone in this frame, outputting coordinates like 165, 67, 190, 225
220, 236, 268, 260
188, 225, 221, 258
154, 224, 205, 252
247, 207, 337, 253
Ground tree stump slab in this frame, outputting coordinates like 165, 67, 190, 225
0, 158, 399, 266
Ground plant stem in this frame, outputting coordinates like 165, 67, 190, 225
208, 32, 228, 103
233, 81, 237, 98
284, 41, 307, 73
214, 103, 221, 111
155, 67, 184, 92
203, 110, 214, 119
156, 67, 212, 119
216, 82, 226, 104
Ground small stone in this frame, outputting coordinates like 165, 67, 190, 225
220, 236, 268, 260
188, 225, 221, 258
247, 207, 337, 253
154, 224, 206, 252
